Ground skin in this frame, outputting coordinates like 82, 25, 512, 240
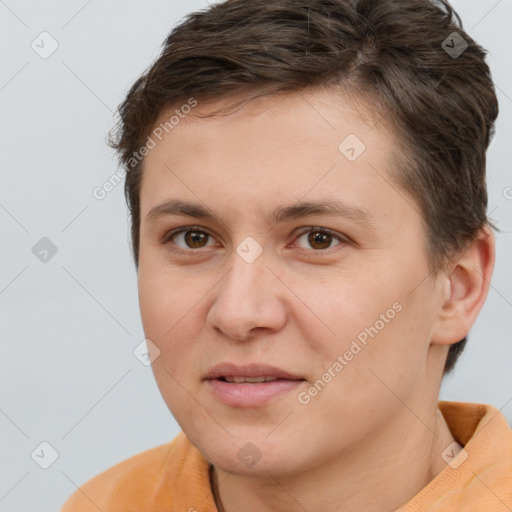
137, 87, 495, 512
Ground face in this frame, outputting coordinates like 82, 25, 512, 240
137, 88, 447, 477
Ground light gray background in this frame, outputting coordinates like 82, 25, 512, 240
1, 1, 511, 511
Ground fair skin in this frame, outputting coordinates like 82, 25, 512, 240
137, 88, 495, 512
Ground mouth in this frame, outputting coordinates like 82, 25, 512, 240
204, 362, 304, 381
204, 363, 306, 407
217, 376, 292, 383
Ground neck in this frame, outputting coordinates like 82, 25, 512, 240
210, 404, 456, 512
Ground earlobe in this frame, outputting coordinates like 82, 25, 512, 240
431, 227, 495, 346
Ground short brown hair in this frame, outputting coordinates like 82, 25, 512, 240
109, 0, 498, 375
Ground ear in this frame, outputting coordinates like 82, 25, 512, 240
431, 226, 495, 346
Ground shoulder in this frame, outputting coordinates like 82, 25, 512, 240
59, 432, 190, 512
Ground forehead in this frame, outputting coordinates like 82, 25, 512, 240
139, 88, 415, 232
143, 89, 394, 175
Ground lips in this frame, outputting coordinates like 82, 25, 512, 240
204, 362, 306, 407
222, 376, 279, 383
203, 362, 304, 382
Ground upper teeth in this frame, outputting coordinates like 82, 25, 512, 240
224, 376, 279, 383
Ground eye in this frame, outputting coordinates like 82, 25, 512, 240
162, 226, 350, 254
162, 227, 217, 251
291, 227, 348, 251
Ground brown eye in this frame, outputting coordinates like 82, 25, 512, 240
165, 228, 216, 250
294, 228, 346, 251
307, 231, 332, 250
184, 230, 209, 248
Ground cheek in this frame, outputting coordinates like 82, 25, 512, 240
138, 269, 186, 346
138, 272, 203, 419
138, 268, 208, 371
289, 271, 397, 344
138, 270, 167, 338
298, 267, 430, 372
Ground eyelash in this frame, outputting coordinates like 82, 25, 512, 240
161, 226, 350, 254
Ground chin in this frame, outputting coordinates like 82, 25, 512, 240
198, 434, 309, 478
210, 451, 295, 478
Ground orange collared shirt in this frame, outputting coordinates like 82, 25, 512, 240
60, 401, 512, 511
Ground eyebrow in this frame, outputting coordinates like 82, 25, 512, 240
145, 198, 376, 229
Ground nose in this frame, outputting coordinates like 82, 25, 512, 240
206, 247, 287, 342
